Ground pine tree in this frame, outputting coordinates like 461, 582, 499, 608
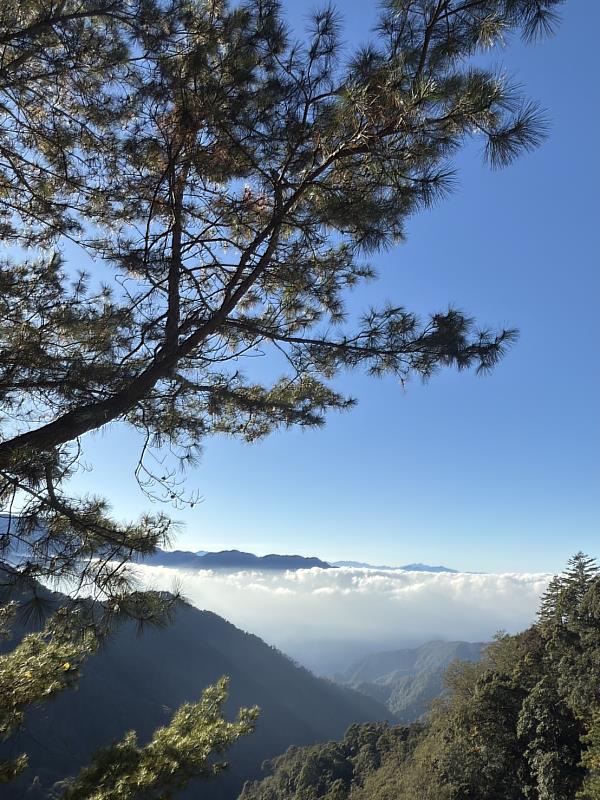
0, 604, 96, 782
0, 0, 145, 242
0, 0, 563, 615
0, 0, 565, 795
58, 678, 258, 800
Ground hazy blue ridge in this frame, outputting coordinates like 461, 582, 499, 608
140, 547, 458, 573
332, 560, 458, 572
336, 640, 484, 722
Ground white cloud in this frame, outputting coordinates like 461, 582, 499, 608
133, 564, 551, 662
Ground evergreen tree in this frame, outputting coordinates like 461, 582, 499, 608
0, 0, 563, 604
539, 553, 600, 719
0, 607, 96, 782
563, 554, 599, 613
517, 678, 583, 800
0, 0, 565, 796
58, 678, 258, 800
539, 575, 565, 624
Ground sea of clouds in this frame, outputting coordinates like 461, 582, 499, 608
133, 564, 552, 669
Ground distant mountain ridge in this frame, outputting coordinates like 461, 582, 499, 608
337, 640, 484, 722
142, 548, 332, 571
142, 547, 458, 573
0, 518, 459, 574
332, 560, 457, 572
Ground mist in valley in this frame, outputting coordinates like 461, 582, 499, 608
133, 564, 551, 674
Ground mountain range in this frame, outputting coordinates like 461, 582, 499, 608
1, 593, 391, 800
141, 548, 333, 571
141, 547, 457, 573
0, 518, 458, 573
336, 640, 484, 722
332, 560, 458, 572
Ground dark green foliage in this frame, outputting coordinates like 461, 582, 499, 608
433, 671, 530, 799
241, 555, 600, 800
517, 679, 582, 800
539, 554, 600, 718
240, 723, 423, 800
580, 715, 600, 799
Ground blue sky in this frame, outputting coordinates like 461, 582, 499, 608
70, 1, 599, 574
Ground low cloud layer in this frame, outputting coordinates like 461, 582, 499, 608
134, 565, 551, 667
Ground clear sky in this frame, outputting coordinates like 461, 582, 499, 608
69, 1, 599, 574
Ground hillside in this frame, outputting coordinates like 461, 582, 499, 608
1, 600, 390, 799
240, 721, 423, 800
337, 640, 483, 722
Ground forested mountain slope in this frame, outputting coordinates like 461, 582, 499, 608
239, 722, 424, 800
0, 599, 390, 799
338, 641, 483, 721
240, 554, 600, 800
